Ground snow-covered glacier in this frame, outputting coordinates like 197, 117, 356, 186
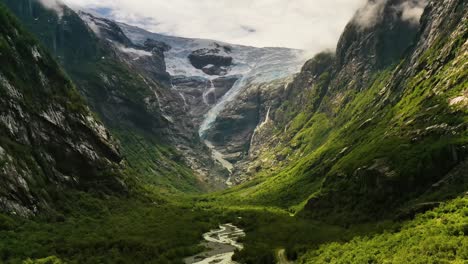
117, 23, 306, 137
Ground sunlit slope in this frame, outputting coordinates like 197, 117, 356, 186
216, 0, 467, 222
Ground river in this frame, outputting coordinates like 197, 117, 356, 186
184, 223, 245, 264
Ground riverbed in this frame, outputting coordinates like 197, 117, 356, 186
184, 223, 245, 264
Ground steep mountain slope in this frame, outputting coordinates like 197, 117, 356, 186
79, 10, 306, 187
0, 3, 126, 216
117, 22, 305, 133
217, 0, 467, 221
2, 0, 228, 192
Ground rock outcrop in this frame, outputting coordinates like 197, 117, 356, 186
188, 45, 234, 74
0, 5, 125, 216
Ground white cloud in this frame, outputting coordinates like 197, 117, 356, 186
353, 0, 388, 29
398, 0, 428, 25
60, 0, 367, 53
37, 0, 65, 17
352, 0, 428, 30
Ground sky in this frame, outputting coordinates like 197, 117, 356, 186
59, 0, 368, 53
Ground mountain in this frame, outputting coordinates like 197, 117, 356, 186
3, 0, 307, 191
2, 0, 225, 192
0, 3, 125, 217
218, 0, 467, 222
117, 21, 306, 183
0, 5, 224, 263
85, 15, 306, 179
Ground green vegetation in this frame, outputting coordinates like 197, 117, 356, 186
0, 191, 396, 264
0, 3, 87, 116
300, 196, 468, 264
115, 130, 203, 193
0, 192, 218, 264
1, 189, 467, 264
24, 256, 64, 264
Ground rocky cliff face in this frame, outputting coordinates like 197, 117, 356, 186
3, 0, 231, 191
0, 4, 125, 216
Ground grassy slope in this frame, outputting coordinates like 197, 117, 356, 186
192, 4, 468, 262
212, 7, 467, 220
59, 28, 206, 195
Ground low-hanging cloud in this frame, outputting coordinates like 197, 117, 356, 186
37, 0, 65, 17
398, 0, 428, 25
61, 0, 368, 54
353, 0, 387, 29
352, 0, 428, 30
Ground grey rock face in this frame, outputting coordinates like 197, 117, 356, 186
0, 12, 126, 216
189, 47, 234, 70
113, 20, 305, 181
143, 39, 171, 53
334, 0, 422, 89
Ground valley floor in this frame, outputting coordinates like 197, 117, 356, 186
1, 188, 466, 264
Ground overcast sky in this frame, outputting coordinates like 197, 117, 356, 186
61, 0, 367, 53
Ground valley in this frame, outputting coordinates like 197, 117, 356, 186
0, 0, 466, 263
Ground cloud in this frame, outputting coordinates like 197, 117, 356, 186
352, 0, 428, 29
398, 0, 428, 25
61, 0, 367, 54
352, 0, 388, 29
79, 12, 101, 36
37, 0, 65, 17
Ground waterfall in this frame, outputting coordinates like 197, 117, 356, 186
199, 76, 248, 138
202, 80, 217, 106
250, 106, 272, 148
179, 92, 188, 108
170, 79, 188, 109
